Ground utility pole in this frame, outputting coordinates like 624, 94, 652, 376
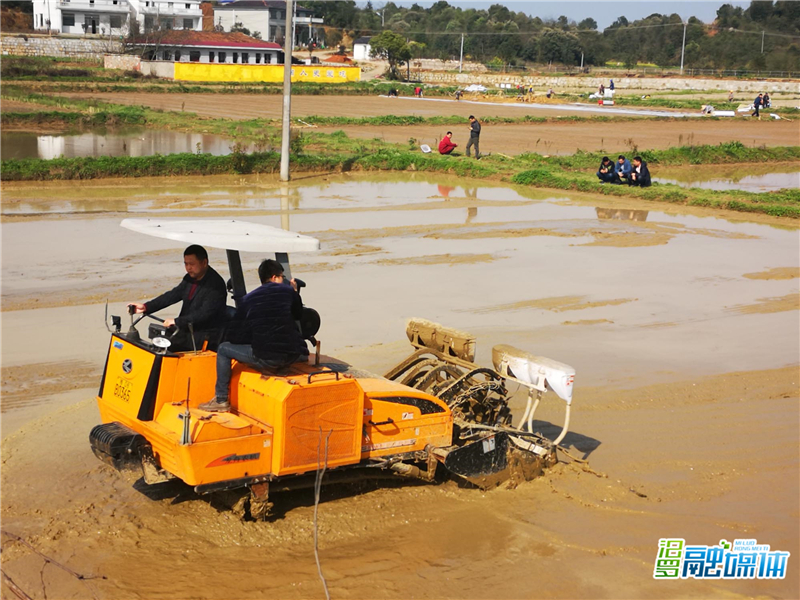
761, 30, 765, 53
580, 51, 584, 69
459, 33, 464, 73
279, 0, 294, 182
679, 21, 687, 74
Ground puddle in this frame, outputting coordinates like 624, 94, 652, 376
653, 162, 800, 192
2, 173, 798, 390
0, 129, 252, 160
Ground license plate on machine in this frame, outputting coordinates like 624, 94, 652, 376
114, 377, 133, 402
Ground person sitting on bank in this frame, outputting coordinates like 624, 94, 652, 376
129, 244, 227, 352
596, 156, 616, 183
438, 131, 458, 155
616, 155, 632, 183
628, 156, 652, 187
199, 259, 308, 413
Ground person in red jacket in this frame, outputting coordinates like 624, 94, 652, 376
438, 131, 458, 155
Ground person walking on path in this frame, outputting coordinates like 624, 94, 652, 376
752, 93, 763, 119
466, 115, 481, 159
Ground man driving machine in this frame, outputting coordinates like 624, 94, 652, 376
128, 244, 227, 351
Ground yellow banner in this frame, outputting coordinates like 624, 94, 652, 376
174, 63, 360, 83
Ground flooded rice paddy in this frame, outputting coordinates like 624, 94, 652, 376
653, 162, 800, 192
0, 129, 250, 160
1, 173, 798, 599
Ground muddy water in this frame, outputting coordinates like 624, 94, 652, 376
653, 162, 800, 192
1, 173, 799, 599
0, 130, 251, 160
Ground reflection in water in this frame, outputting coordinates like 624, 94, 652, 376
596, 208, 649, 222
0, 130, 251, 160
438, 184, 456, 199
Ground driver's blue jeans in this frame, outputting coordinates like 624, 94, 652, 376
214, 342, 297, 401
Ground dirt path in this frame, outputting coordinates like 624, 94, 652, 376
56, 93, 799, 154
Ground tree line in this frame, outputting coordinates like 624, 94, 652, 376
302, 0, 799, 72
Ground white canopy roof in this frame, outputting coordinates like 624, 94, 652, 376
121, 218, 320, 253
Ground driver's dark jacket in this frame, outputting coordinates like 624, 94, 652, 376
226, 281, 307, 362
144, 266, 227, 331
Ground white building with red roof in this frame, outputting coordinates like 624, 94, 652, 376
135, 30, 282, 64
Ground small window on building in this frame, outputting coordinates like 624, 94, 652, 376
209, 51, 215, 62
175, 51, 181, 61
109, 15, 121, 28
189, 50, 201, 62
168, 2, 174, 9
113, 0, 118, 4
183, 18, 192, 29
185, 3, 190, 8
218, 52, 226, 63
63, 13, 75, 26
241, 53, 249, 63
89, 0, 94, 4
255, 53, 261, 63
162, 50, 171, 60
233, 52, 238, 63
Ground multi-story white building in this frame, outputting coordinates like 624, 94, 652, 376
33, 0, 131, 35
31, 0, 202, 35
213, 0, 322, 46
127, 0, 202, 33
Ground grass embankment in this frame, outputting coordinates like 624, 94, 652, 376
3, 137, 798, 218
511, 143, 800, 218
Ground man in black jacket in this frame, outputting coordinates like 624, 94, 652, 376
200, 259, 307, 412
628, 156, 652, 187
129, 244, 227, 351
466, 115, 481, 159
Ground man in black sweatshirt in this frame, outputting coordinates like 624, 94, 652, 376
200, 259, 307, 412
129, 244, 227, 351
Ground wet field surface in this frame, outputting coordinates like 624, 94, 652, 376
1, 173, 798, 599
